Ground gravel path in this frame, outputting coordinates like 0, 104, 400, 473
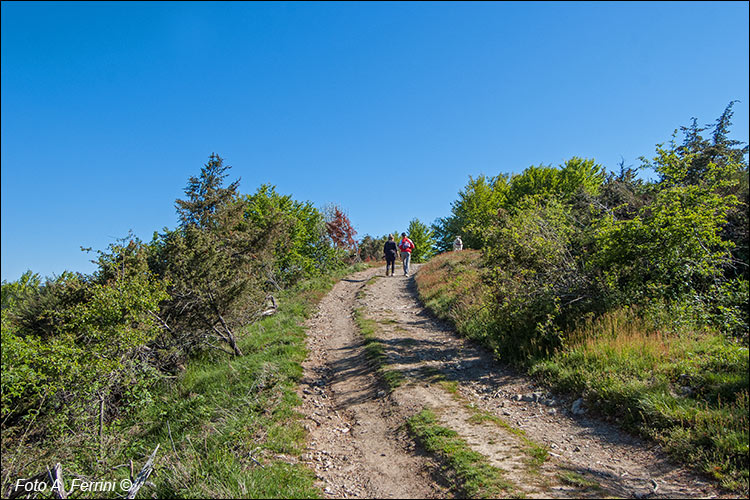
297, 264, 728, 499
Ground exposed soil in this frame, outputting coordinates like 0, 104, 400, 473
297, 264, 729, 499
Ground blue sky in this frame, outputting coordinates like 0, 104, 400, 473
2, 1, 748, 281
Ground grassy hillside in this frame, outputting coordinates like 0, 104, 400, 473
416, 251, 749, 494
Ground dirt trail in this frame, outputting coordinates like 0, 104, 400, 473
298, 267, 445, 498
298, 265, 727, 498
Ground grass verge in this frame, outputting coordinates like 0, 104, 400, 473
406, 408, 517, 499
352, 307, 405, 391
432, 378, 549, 471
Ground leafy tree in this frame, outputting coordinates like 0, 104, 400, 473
593, 181, 736, 305
558, 157, 607, 198
505, 158, 605, 207
434, 160, 604, 254
505, 164, 560, 207
1, 271, 41, 311
596, 103, 749, 337
654, 101, 749, 282
91, 231, 152, 284
407, 218, 436, 263
482, 197, 595, 359
433, 174, 508, 251
244, 185, 335, 288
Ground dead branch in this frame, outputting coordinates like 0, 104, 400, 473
259, 294, 278, 317
126, 444, 159, 499
148, 310, 173, 333
47, 464, 66, 499
266, 276, 283, 291
248, 452, 265, 469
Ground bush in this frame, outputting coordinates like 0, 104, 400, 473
1, 266, 167, 432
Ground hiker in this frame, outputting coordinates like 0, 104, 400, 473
383, 234, 398, 276
398, 232, 415, 277
453, 235, 463, 251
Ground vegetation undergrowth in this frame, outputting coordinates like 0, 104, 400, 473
132, 264, 365, 498
2, 153, 365, 497
417, 250, 749, 493
406, 408, 517, 499
2, 264, 364, 499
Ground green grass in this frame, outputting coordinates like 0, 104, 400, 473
557, 470, 601, 490
352, 307, 405, 390
416, 251, 750, 495
107, 269, 370, 498
422, 366, 549, 472
529, 326, 749, 492
406, 408, 518, 498
2, 265, 367, 499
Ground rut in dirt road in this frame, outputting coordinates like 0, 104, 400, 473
297, 265, 727, 499
297, 267, 446, 499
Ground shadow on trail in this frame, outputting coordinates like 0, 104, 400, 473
327, 337, 387, 410
379, 270, 693, 499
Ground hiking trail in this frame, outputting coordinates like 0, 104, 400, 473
297, 265, 726, 498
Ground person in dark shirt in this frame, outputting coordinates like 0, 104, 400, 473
383, 234, 399, 276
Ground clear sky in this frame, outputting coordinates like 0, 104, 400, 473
2, 1, 748, 281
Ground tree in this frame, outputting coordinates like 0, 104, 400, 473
358, 234, 389, 262
324, 204, 358, 254
664, 101, 749, 282
407, 218, 436, 263
1, 271, 42, 311
433, 174, 508, 251
157, 155, 269, 357
594, 104, 748, 338
243, 184, 336, 287
505, 158, 605, 207
176, 153, 240, 229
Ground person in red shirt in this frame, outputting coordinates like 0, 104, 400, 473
398, 232, 415, 277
